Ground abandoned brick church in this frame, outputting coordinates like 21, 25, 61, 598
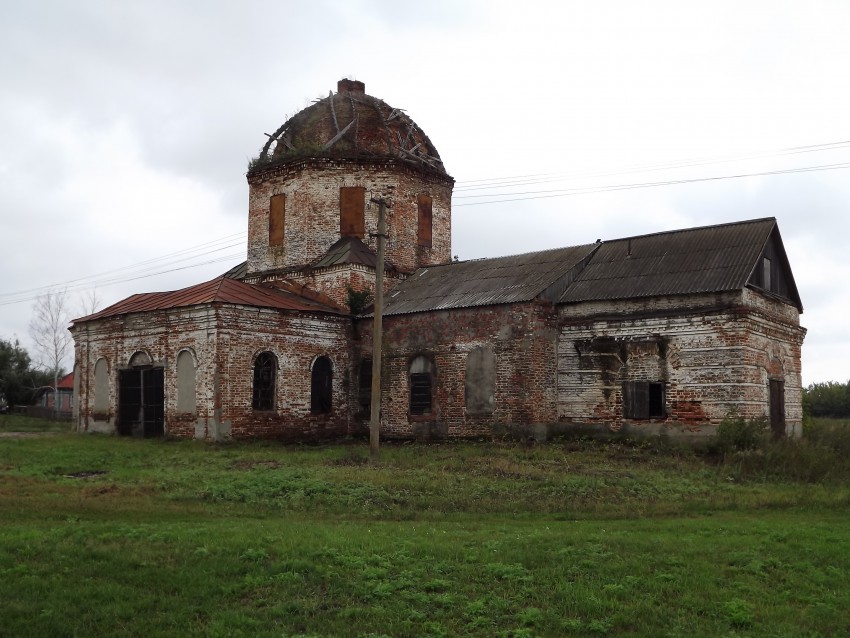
70, 79, 806, 441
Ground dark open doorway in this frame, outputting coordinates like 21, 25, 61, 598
118, 367, 164, 437
769, 379, 786, 438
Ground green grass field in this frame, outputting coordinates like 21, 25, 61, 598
1, 415, 849, 637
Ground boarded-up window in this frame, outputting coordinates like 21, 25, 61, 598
311, 356, 333, 414
417, 194, 432, 248
176, 350, 196, 414
93, 358, 109, 413
409, 355, 434, 416
340, 187, 365, 237
623, 381, 665, 419
269, 194, 285, 246
465, 345, 496, 414
252, 352, 276, 411
358, 358, 372, 416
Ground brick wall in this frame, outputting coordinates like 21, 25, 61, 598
557, 289, 806, 436
354, 302, 559, 439
71, 303, 353, 441
247, 159, 453, 280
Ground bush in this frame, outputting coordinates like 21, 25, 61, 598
713, 412, 769, 454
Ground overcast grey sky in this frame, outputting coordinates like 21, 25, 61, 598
1, 0, 848, 384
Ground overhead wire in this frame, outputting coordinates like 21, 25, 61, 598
453, 139, 850, 192
2, 138, 849, 306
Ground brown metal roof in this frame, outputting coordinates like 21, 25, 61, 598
311, 236, 379, 270
559, 217, 778, 303
72, 276, 343, 324
382, 244, 598, 316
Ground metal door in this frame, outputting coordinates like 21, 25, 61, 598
118, 368, 164, 437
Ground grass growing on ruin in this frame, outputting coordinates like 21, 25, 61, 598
2, 431, 850, 637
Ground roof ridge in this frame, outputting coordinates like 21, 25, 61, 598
604, 217, 776, 244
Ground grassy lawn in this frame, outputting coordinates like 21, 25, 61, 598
1, 422, 849, 636
0, 413, 73, 433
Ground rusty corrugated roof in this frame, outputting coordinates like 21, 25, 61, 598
382, 244, 598, 316
559, 217, 778, 303
72, 276, 343, 324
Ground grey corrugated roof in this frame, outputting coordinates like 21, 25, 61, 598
381, 217, 798, 317
559, 217, 777, 303
311, 236, 379, 270
382, 244, 598, 316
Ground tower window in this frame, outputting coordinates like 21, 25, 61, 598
269, 194, 285, 246
340, 187, 365, 237
417, 194, 432, 248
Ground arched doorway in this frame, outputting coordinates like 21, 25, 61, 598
118, 352, 165, 437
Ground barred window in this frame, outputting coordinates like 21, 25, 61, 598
252, 352, 276, 411
409, 355, 434, 416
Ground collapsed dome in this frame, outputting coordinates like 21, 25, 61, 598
250, 79, 447, 176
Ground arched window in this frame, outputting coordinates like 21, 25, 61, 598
253, 352, 277, 411
176, 350, 197, 414
409, 355, 434, 416
93, 358, 110, 414
311, 356, 333, 414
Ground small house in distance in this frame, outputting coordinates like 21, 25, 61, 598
69, 80, 806, 442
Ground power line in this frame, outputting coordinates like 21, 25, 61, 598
453, 139, 850, 192
3, 138, 849, 307
454, 162, 850, 206
0, 232, 246, 300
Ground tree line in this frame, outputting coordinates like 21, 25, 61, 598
803, 380, 850, 419
0, 338, 58, 408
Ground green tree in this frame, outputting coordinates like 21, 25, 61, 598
0, 338, 53, 407
803, 380, 850, 418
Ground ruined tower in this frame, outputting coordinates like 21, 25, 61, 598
244, 79, 454, 307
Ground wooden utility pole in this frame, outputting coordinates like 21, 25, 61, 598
369, 198, 387, 463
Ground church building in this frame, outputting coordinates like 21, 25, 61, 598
70, 80, 806, 442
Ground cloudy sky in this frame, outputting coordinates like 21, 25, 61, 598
1, 0, 848, 384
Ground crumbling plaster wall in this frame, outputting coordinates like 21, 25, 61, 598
71, 306, 219, 438
247, 160, 453, 277
557, 289, 805, 436
355, 302, 558, 439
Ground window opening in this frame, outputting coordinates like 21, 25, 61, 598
409, 355, 434, 416
417, 194, 432, 248
252, 352, 276, 411
340, 187, 365, 237
311, 356, 333, 414
358, 359, 372, 416
269, 194, 285, 246
623, 381, 665, 419
762, 256, 772, 291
